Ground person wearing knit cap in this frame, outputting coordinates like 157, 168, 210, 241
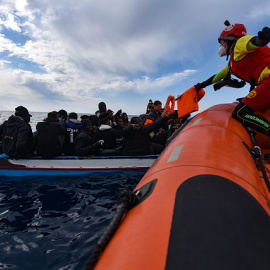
0, 106, 33, 158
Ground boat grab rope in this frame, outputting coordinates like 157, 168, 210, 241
243, 128, 270, 192
84, 190, 138, 270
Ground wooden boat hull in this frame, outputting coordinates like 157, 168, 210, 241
0, 155, 158, 177
93, 103, 270, 269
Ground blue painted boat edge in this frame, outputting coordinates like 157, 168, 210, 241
0, 167, 149, 178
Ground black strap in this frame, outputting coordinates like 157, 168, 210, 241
249, 78, 256, 92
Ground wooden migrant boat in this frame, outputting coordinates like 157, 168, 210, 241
86, 102, 270, 270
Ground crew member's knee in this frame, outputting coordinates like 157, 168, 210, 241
232, 102, 254, 122
232, 102, 244, 121
231, 109, 238, 121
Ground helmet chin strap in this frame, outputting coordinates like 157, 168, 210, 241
225, 39, 236, 61
226, 51, 229, 61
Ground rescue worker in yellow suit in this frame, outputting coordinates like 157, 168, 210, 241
196, 21, 270, 137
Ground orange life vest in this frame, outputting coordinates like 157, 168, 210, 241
164, 95, 175, 114
177, 86, 205, 118
144, 119, 154, 126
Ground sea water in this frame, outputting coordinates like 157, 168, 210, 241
0, 111, 143, 269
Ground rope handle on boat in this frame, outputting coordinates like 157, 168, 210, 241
245, 128, 270, 192
84, 190, 138, 270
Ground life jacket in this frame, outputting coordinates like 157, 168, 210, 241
230, 45, 270, 85
144, 119, 153, 126
164, 95, 175, 114
177, 86, 205, 118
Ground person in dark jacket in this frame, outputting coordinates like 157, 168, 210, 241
35, 111, 66, 158
74, 119, 102, 156
92, 117, 129, 150
113, 116, 124, 130
147, 100, 169, 145
147, 100, 162, 122
122, 110, 169, 156
89, 114, 100, 134
113, 116, 125, 147
62, 112, 82, 155
0, 106, 33, 158
121, 112, 129, 127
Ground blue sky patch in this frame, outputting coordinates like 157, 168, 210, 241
1, 28, 30, 46
1, 53, 46, 74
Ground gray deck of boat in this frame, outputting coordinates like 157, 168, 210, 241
5, 157, 156, 169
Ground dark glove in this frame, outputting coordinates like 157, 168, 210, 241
227, 79, 246, 88
258, 27, 270, 43
194, 75, 215, 91
115, 109, 122, 117
213, 78, 246, 91
194, 83, 202, 91
106, 109, 114, 115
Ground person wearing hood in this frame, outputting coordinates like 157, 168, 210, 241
62, 112, 82, 155
74, 119, 102, 156
121, 112, 129, 127
35, 111, 66, 158
0, 106, 33, 158
95, 102, 108, 118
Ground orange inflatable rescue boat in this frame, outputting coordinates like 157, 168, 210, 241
85, 102, 270, 270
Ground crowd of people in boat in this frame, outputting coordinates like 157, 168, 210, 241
0, 100, 180, 159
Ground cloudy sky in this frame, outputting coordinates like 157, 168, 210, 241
0, 0, 269, 115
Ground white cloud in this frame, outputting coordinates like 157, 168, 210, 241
3, 13, 21, 32
0, 34, 17, 52
15, 0, 28, 13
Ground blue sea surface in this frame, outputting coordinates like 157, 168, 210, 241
0, 172, 143, 269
